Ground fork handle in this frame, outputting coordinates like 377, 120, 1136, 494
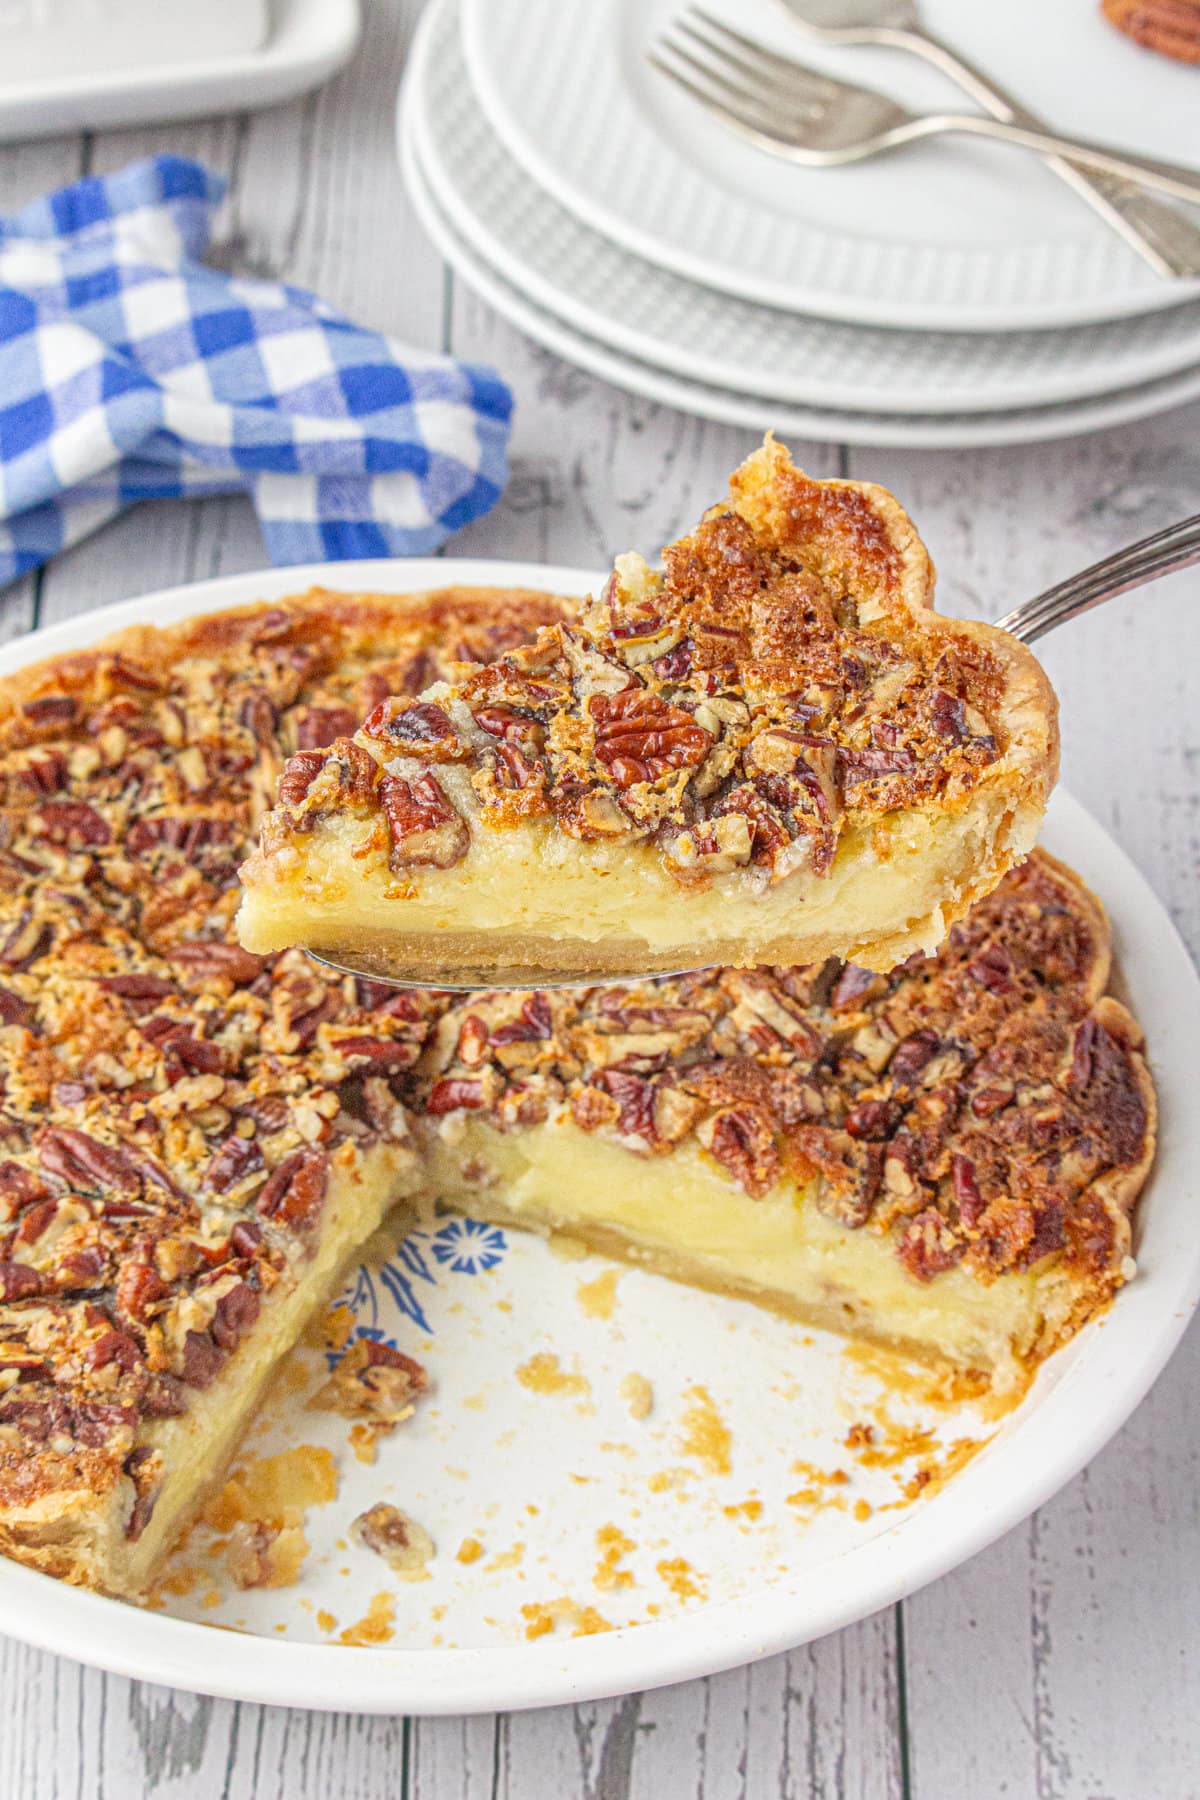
996, 515, 1200, 645
873, 23, 1200, 278
924, 114, 1200, 208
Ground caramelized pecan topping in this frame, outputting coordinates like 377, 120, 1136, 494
256, 442, 1007, 886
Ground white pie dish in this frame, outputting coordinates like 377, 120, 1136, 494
0, 558, 1195, 1716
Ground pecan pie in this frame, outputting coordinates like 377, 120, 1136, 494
238, 440, 1058, 979
0, 583, 1150, 1601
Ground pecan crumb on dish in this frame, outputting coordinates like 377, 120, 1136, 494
351, 1501, 435, 1578
227, 1519, 309, 1590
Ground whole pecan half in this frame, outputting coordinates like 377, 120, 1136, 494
37, 1126, 141, 1194
276, 750, 328, 812
0, 1260, 44, 1301
591, 1068, 659, 1146
589, 690, 712, 789
170, 941, 265, 986
99, 973, 176, 1002
115, 1260, 168, 1325
426, 1076, 486, 1115
379, 772, 468, 870
362, 698, 465, 759
699, 1105, 780, 1198
1102, 0, 1200, 63
21, 694, 78, 729
34, 802, 111, 848
256, 1146, 329, 1233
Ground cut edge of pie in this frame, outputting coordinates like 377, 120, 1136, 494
237, 439, 1060, 978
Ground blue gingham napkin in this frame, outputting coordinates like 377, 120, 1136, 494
0, 156, 512, 586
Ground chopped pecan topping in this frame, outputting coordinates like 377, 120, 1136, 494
308, 1338, 428, 1423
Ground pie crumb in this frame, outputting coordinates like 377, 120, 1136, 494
338, 1591, 396, 1647
515, 1352, 589, 1397
520, 1597, 614, 1640
593, 1524, 636, 1592
577, 1268, 620, 1320
203, 1446, 338, 1534
227, 1521, 310, 1590
456, 1536, 484, 1564
656, 1557, 706, 1603
677, 1385, 731, 1476
620, 1372, 653, 1420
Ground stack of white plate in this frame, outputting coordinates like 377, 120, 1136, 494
399, 0, 1200, 449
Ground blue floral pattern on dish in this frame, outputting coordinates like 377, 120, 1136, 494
430, 1217, 508, 1275
328, 1218, 508, 1360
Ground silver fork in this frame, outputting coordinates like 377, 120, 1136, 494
775, 0, 1200, 279
997, 511, 1200, 645
649, 11, 1200, 206
307, 512, 1200, 993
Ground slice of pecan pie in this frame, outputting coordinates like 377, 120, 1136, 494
0, 586, 1149, 1601
238, 439, 1058, 979
416, 850, 1153, 1392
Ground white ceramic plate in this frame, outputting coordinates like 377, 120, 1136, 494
0, 559, 1197, 1716
461, 0, 1200, 332
0, 0, 359, 145
400, 98, 1200, 451
412, 0, 1200, 417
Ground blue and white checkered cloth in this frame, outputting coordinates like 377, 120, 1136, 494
0, 156, 512, 587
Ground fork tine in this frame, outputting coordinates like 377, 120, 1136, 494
648, 46, 786, 146
654, 35, 789, 135
673, 16, 825, 116
685, 5, 841, 100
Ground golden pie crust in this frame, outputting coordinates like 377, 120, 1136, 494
0, 584, 1150, 1601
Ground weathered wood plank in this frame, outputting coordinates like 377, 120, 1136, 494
856, 417, 1200, 1800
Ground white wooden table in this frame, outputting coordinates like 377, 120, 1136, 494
1, 5, 1197, 1793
